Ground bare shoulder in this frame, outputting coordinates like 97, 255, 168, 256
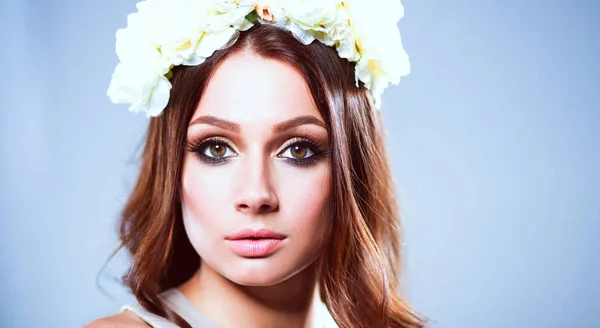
83, 311, 149, 328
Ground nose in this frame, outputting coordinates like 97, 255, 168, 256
234, 154, 279, 214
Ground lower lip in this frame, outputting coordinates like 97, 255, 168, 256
226, 238, 286, 258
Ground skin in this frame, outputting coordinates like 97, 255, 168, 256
179, 50, 333, 328
86, 50, 333, 327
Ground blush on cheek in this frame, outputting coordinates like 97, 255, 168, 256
180, 158, 231, 258
281, 166, 331, 218
276, 165, 332, 254
181, 158, 230, 220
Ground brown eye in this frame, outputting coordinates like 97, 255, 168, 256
290, 145, 308, 159
188, 137, 237, 164
281, 142, 314, 160
209, 143, 227, 157
202, 141, 235, 159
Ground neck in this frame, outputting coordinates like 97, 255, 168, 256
179, 261, 323, 328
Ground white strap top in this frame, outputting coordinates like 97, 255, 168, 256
120, 288, 339, 328
120, 288, 219, 327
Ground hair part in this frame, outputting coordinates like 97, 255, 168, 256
115, 24, 427, 328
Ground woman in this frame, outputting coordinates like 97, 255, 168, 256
88, 1, 427, 327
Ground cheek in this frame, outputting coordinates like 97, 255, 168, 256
180, 156, 232, 249
276, 164, 332, 247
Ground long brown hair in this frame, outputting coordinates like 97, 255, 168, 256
115, 24, 427, 328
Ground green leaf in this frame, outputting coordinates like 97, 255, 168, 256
245, 12, 259, 24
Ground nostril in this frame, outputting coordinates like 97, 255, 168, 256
236, 195, 278, 213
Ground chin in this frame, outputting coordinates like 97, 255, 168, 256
222, 258, 299, 286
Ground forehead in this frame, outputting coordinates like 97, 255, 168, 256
193, 51, 322, 126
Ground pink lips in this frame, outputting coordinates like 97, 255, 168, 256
225, 228, 287, 258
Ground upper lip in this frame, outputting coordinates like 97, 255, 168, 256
226, 228, 287, 240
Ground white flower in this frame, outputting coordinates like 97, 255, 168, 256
107, 62, 172, 117
109, 5, 174, 117
208, 0, 257, 30
286, 0, 352, 46
345, 0, 410, 108
107, 0, 410, 116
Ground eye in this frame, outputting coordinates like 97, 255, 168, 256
277, 138, 327, 167
187, 136, 237, 164
203, 142, 235, 158
280, 143, 315, 160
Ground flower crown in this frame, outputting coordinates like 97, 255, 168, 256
107, 0, 410, 117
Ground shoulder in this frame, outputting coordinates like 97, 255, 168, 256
83, 310, 150, 328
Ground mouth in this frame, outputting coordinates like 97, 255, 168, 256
225, 228, 287, 258
226, 228, 287, 240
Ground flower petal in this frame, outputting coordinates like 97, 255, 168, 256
145, 76, 172, 117
194, 27, 238, 58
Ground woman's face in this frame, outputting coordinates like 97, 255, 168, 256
181, 51, 332, 286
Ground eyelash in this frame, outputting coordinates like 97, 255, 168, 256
186, 135, 329, 167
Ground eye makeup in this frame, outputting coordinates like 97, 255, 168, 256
187, 136, 237, 165
186, 134, 329, 167
277, 137, 328, 167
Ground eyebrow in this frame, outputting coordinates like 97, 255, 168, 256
189, 115, 240, 133
188, 115, 327, 133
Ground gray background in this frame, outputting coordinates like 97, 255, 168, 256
1, 0, 598, 327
